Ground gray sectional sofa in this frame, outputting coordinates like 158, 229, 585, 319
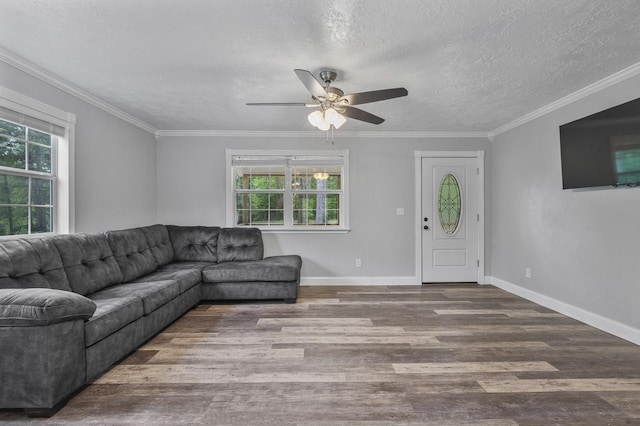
0, 224, 301, 417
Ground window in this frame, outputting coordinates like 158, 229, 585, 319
0, 119, 55, 235
0, 86, 75, 237
227, 150, 349, 231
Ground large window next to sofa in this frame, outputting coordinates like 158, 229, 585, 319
226, 150, 349, 232
0, 87, 75, 237
0, 118, 55, 235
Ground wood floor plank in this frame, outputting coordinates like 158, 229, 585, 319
478, 378, 640, 393
393, 361, 558, 374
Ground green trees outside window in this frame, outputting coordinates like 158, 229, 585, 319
0, 119, 54, 236
233, 163, 343, 228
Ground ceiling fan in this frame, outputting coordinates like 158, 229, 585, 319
247, 69, 408, 130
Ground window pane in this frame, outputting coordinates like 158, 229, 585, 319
293, 193, 338, 226
28, 129, 52, 147
250, 210, 269, 224
292, 167, 341, 191
236, 192, 283, 226
31, 207, 52, 234
28, 143, 52, 173
292, 170, 313, 190
236, 193, 248, 210
0, 136, 26, 170
269, 210, 284, 225
235, 167, 285, 190
0, 174, 28, 204
31, 178, 52, 205
438, 173, 462, 235
0, 206, 28, 236
236, 209, 250, 225
0, 119, 26, 139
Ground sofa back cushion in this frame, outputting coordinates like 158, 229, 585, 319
53, 233, 123, 295
140, 224, 174, 266
0, 238, 72, 291
217, 228, 263, 262
106, 228, 157, 282
166, 225, 220, 262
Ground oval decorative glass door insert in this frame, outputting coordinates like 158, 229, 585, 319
438, 173, 462, 235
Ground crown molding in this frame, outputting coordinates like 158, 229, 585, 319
489, 60, 640, 138
155, 129, 489, 139
0, 47, 157, 135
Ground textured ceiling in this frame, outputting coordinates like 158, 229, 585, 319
1, 0, 640, 133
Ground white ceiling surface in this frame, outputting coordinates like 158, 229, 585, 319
1, 0, 640, 133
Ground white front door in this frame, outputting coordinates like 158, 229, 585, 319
421, 156, 479, 282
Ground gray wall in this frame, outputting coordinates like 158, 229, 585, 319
0, 62, 158, 232
156, 135, 491, 280
491, 74, 640, 330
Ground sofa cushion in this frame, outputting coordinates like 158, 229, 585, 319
217, 227, 263, 262
84, 296, 143, 347
140, 224, 174, 267
106, 228, 157, 282
132, 269, 201, 295
0, 238, 72, 291
53, 233, 123, 295
166, 225, 220, 262
0, 288, 96, 326
90, 281, 180, 315
202, 255, 301, 283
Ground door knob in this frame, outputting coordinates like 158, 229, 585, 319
424, 225, 429, 230
424, 217, 428, 222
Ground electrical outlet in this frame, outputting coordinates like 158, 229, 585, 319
355, 259, 362, 268
525, 267, 531, 278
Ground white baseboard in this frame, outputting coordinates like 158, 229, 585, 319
301, 276, 419, 286
487, 276, 640, 346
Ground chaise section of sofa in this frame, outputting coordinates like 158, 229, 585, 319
200, 228, 302, 302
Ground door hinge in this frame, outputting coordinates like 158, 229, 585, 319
477, 168, 479, 175
477, 213, 480, 221
477, 259, 480, 267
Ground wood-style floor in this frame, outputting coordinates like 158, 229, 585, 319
2, 284, 640, 425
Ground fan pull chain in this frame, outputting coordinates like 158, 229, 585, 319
326, 125, 335, 145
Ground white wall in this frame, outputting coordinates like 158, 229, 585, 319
0, 61, 158, 232
156, 135, 491, 281
491, 74, 640, 335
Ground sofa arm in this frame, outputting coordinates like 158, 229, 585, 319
0, 288, 96, 327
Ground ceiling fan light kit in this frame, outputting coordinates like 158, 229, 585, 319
247, 69, 408, 141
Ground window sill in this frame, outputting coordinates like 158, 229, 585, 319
250, 227, 351, 234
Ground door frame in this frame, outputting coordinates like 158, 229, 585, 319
414, 151, 485, 284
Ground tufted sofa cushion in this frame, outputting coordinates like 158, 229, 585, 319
53, 233, 123, 295
140, 224, 174, 267
106, 228, 157, 282
0, 238, 72, 291
166, 225, 220, 262
217, 227, 263, 262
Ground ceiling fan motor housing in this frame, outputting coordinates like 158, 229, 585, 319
319, 70, 337, 85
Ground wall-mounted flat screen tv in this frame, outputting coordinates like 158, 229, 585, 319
559, 97, 640, 189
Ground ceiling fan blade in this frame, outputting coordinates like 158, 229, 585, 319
341, 106, 385, 125
340, 88, 408, 106
294, 69, 329, 99
246, 102, 310, 106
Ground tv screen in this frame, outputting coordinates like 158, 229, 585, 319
559, 97, 640, 189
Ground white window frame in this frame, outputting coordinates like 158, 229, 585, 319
0, 86, 75, 237
226, 149, 350, 233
